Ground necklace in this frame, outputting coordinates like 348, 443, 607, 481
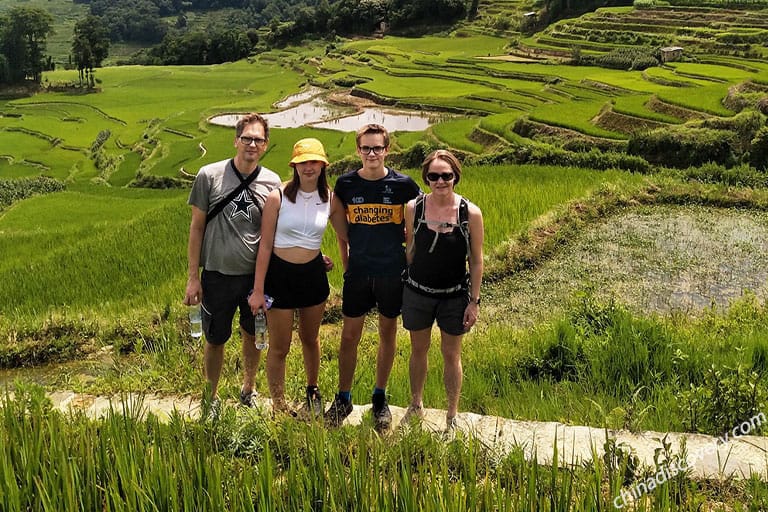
298, 190, 314, 202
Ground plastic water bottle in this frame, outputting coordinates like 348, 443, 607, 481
189, 304, 202, 339
254, 294, 273, 350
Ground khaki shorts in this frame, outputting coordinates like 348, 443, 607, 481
401, 285, 469, 336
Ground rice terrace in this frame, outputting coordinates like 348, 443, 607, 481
4, 0, 768, 509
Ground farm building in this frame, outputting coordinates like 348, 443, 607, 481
660, 46, 684, 62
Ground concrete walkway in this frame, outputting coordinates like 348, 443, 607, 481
42, 391, 768, 481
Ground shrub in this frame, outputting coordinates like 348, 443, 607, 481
679, 162, 768, 187
628, 127, 737, 168
750, 126, 768, 171
595, 47, 659, 71
129, 172, 188, 189
571, 295, 678, 399
680, 363, 768, 435
469, 144, 651, 173
519, 321, 587, 382
0, 176, 66, 210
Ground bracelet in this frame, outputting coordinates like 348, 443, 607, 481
471, 296, 481, 305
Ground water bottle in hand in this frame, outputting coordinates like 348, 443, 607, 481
189, 304, 203, 339
254, 294, 273, 350
254, 311, 267, 350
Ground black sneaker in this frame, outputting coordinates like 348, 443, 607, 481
239, 388, 258, 408
324, 394, 353, 427
371, 393, 392, 432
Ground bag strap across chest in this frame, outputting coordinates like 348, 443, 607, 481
206, 161, 262, 225
413, 194, 470, 258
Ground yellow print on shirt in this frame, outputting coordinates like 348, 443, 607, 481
348, 203, 404, 225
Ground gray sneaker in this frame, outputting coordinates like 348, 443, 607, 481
324, 395, 353, 427
239, 388, 258, 408
298, 390, 324, 421
401, 404, 424, 426
371, 394, 392, 432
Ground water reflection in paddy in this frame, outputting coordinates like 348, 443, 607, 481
273, 86, 325, 109
209, 94, 439, 132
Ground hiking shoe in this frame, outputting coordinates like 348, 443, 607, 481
239, 388, 258, 408
401, 404, 424, 426
272, 400, 297, 419
298, 390, 324, 421
371, 394, 392, 432
324, 394, 353, 427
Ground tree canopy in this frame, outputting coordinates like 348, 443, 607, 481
0, 7, 55, 84
72, 16, 111, 87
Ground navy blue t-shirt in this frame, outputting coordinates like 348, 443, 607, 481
334, 167, 421, 277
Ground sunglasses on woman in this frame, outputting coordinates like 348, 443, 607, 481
426, 172, 455, 182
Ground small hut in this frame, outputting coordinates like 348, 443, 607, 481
660, 46, 684, 63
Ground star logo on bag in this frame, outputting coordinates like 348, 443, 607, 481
230, 190, 255, 221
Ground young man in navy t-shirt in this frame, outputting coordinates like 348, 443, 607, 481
324, 124, 420, 431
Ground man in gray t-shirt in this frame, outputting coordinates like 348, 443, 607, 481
183, 113, 281, 410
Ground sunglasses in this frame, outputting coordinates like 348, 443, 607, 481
426, 172, 455, 182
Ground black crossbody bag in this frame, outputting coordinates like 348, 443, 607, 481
205, 161, 262, 225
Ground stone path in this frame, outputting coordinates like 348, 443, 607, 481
38, 391, 768, 481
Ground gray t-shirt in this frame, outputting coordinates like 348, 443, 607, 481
188, 159, 281, 275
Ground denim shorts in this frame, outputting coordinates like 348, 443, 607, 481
342, 273, 404, 318
401, 285, 469, 336
201, 270, 255, 345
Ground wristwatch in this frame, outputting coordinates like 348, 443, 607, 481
471, 296, 481, 305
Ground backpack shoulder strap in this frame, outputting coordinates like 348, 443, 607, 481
458, 196, 471, 259
413, 194, 427, 234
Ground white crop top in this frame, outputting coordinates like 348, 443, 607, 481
273, 189, 330, 250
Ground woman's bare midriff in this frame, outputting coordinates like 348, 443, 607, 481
273, 246, 320, 264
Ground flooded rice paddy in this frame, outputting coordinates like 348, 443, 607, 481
208, 88, 439, 132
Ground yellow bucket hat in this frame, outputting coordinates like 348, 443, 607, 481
289, 138, 329, 166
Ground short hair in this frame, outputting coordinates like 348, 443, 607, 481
355, 123, 389, 148
236, 113, 269, 140
421, 149, 462, 186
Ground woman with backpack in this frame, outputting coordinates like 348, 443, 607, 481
401, 149, 484, 431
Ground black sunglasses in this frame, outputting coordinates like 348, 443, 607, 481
426, 172, 455, 182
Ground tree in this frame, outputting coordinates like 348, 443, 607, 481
467, 0, 479, 21
0, 7, 54, 83
72, 16, 110, 87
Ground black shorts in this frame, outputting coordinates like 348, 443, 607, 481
201, 270, 255, 345
342, 273, 403, 318
401, 285, 469, 336
264, 253, 329, 309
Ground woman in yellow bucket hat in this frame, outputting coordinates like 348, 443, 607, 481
248, 138, 347, 418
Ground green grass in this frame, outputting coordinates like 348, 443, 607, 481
612, 95, 684, 123
430, 118, 484, 153
8, 383, 763, 512
0, 163, 637, 323
656, 83, 737, 116
529, 99, 626, 139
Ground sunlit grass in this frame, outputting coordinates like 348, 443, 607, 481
430, 118, 484, 153
529, 99, 625, 139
